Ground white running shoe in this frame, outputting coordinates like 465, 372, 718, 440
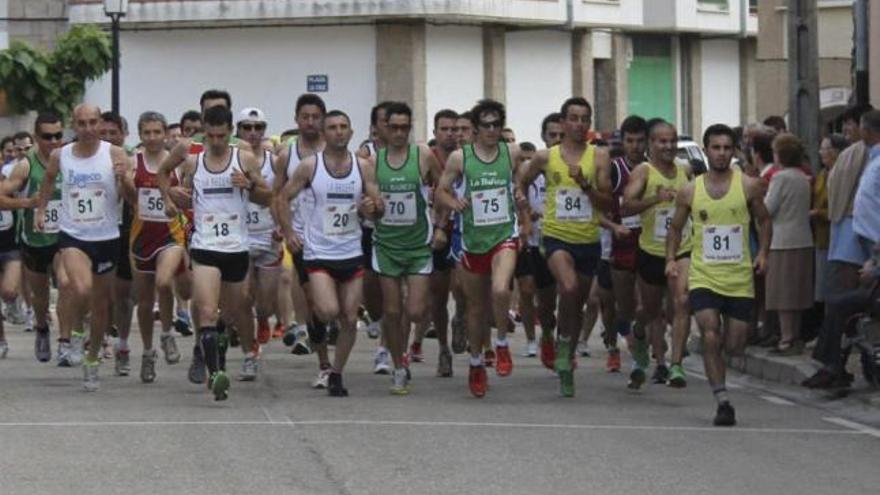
373, 347, 391, 375
522, 340, 538, 357
312, 368, 331, 389
160, 333, 181, 364
140, 349, 157, 383
238, 353, 259, 381
366, 321, 381, 339
577, 341, 590, 358
69, 333, 85, 366
57, 341, 73, 367
83, 361, 100, 392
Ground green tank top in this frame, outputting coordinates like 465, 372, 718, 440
21, 150, 62, 247
374, 144, 431, 250
461, 143, 516, 254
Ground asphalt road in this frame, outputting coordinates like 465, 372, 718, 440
1, 320, 878, 495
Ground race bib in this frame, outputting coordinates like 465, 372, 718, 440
653, 208, 673, 241
246, 204, 274, 233
702, 225, 744, 263
69, 188, 106, 223
201, 213, 242, 249
322, 203, 358, 236
0, 210, 12, 231
41, 200, 62, 233
381, 191, 417, 226
137, 188, 169, 223
622, 214, 641, 230
555, 188, 592, 222
471, 187, 510, 226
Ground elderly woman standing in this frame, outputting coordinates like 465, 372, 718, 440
812, 134, 849, 303
765, 134, 814, 355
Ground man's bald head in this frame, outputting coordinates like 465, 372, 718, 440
73, 104, 101, 121
71, 104, 103, 144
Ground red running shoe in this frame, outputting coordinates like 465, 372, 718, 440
483, 349, 496, 368
409, 342, 424, 363
540, 337, 555, 371
495, 345, 513, 377
272, 322, 284, 339
468, 365, 488, 398
606, 349, 621, 373
256, 319, 271, 345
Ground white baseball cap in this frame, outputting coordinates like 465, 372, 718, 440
237, 107, 266, 125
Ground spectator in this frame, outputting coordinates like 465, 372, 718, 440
1, 136, 14, 164
812, 134, 849, 303
765, 133, 814, 355
852, 110, 880, 251
763, 115, 787, 133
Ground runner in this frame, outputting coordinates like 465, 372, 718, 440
0, 139, 26, 359
517, 97, 613, 397
371, 102, 440, 394
0, 113, 65, 363
665, 124, 769, 426
621, 120, 693, 389
119, 111, 186, 382
436, 99, 528, 397
272, 94, 329, 387
35, 104, 130, 391
277, 110, 382, 397
159, 105, 271, 400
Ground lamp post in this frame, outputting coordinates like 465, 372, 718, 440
103, 0, 129, 115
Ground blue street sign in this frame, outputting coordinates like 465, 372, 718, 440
307, 75, 328, 93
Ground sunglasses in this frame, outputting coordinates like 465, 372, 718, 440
478, 121, 502, 130
388, 124, 412, 132
40, 132, 64, 141
240, 123, 266, 132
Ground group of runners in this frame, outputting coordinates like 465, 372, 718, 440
0, 89, 773, 427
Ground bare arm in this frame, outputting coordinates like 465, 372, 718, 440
158, 150, 193, 218
276, 156, 317, 251
589, 146, 614, 211
621, 164, 671, 216
745, 175, 772, 274
665, 182, 694, 266
35, 149, 62, 231
0, 159, 37, 210
234, 150, 272, 206
270, 145, 291, 226
516, 149, 549, 199
358, 155, 384, 221
119, 155, 138, 206
434, 149, 466, 214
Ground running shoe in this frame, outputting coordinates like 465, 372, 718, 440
484, 349, 496, 368
667, 364, 687, 388
327, 372, 348, 397
114, 344, 131, 376
283, 323, 298, 346
160, 333, 181, 364
312, 367, 331, 389
468, 365, 488, 398
409, 342, 424, 363
495, 345, 513, 377
57, 341, 73, 367
24, 306, 34, 333
522, 340, 537, 358
713, 402, 736, 427
210, 371, 230, 401
35, 328, 51, 362
366, 320, 381, 340
390, 368, 410, 395
651, 364, 670, 384
606, 349, 621, 373
256, 319, 271, 345
140, 349, 157, 383
373, 348, 391, 374
540, 335, 555, 370
627, 368, 646, 390
555, 340, 574, 397
272, 322, 284, 339
173, 310, 193, 336
451, 314, 466, 354
0, 340, 7, 359
291, 325, 312, 355
577, 341, 591, 358
631, 337, 650, 370
82, 360, 100, 392
508, 309, 522, 324
108, 324, 119, 338
101, 335, 113, 360
437, 348, 453, 377
188, 345, 207, 384
238, 353, 259, 382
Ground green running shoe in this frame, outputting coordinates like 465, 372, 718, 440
210, 371, 230, 401
555, 340, 574, 397
667, 364, 687, 388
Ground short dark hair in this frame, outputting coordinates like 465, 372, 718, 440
100, 111, 124, 131
825, 133, 849, 153
772, 133, 804, 168
860, 109, 880, 133
280, 128, 299, 140
168, 123, 181, 131
295, 93, 326, 116
138, 111, 168, 132
751, 129, 776, 164
34, 112, 62, 133
560, 97, 592, 120
13, 131, 33, 142
540, 112, 563, 137
648, 119, 675, 139
1, 136, 12, 150
203, 105, 233, 128
458, 111, 472, 122
762, 115, 787, 132
325, 110, 352, 127
384, 102, 412, 122
619, 115, 648, 137
702, 123, 736, 148
470, 99, 506, 128
841, 104, 874, 124
519, 141, 537, 153
179, 110, 201, 126
434, 109, 458, 129
370, 101, 394, 126
200, 89, 231, 110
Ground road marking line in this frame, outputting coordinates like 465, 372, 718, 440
759, 395, 795, 406
684, 368, 743, 389
0, 419, 864, 436
822, 417, 880, 439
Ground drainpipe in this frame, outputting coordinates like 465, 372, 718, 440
739, 0, 748, 38
566, 0, 574, 31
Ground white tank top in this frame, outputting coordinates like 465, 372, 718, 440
190, 149, 250, 253
0, 162, 18, 232
59, 141, 120, 241
247, 150, 276, 248
527, 173, 545, 248
286, 141, 316, 237
303, 151, 363, 261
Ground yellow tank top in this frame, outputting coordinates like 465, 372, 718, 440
689, 170, 754, 298
638, 162, 692, 257
542, 144, 599, 244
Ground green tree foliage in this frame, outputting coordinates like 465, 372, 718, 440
0, 25, 111, 118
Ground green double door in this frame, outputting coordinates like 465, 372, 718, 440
628, 35, 675, 123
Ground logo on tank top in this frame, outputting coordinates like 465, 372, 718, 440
67, 172, 103, 188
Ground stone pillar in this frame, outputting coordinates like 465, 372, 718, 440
739, 38, 758, 125
375, 22, 428, 141
572, 29, 595, 104
482, 25, 506, 104
594, 32, 629, 132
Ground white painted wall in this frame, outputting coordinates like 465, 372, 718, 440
84, 25, 376, 146
700, 38, 741, 133
425, 25, 483, 139
504, 30, 572, 146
